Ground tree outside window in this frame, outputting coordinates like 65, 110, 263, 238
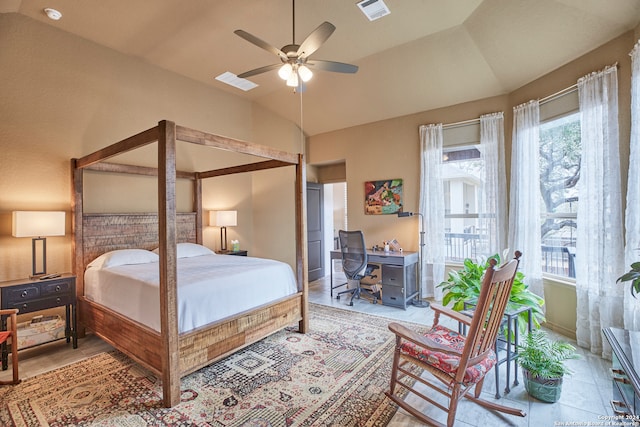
538, 112, 581, 278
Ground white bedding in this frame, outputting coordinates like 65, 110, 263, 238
84, 253, 298, 333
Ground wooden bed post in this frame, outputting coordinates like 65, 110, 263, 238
194, 175, 203, 244
71, 159, 86, 336
73, 121, 306, 409
296, 153, 309, 333
158, 120, 180, 407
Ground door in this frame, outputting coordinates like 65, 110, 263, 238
307, 182, 324, 282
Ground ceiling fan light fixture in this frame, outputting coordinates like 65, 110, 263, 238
298, 65, 313, 82
286, 72, 299, 87
278, 63, 293, 80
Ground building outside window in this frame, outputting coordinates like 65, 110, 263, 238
442, 145, 486, 262
441, 108, 580, 279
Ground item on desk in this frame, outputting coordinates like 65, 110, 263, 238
384, 242, 390, 252
388, 239, 401, 252
231, 240, 240, 252
39, 273, 61, 280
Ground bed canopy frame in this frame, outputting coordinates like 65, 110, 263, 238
71, 120, 308, 407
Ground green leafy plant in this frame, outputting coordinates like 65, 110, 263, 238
617, 261, 640, 297
438, 252, 546, 333
515, 329, 579, 380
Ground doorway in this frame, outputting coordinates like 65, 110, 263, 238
307, 180, 347, 282
323, 182, 347, 278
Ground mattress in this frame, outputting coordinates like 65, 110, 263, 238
84, 253, 298, 333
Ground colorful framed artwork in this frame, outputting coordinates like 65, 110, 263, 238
364, 179, 403, 215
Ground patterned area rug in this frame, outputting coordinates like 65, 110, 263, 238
0, 303, 427, 426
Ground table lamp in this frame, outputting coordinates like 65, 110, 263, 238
211, 210, 237, 251
12, 211, 66, 279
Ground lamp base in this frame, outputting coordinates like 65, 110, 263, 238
412, 299, 430, 308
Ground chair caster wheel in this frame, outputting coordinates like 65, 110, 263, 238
336, 296, 340, 300
349, 301, 354, 306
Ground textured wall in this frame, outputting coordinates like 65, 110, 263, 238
0, 13, 301, 281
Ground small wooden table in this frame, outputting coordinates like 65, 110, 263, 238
0, 274, 77, 370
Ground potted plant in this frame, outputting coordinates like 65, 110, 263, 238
438, 252, 546, 332
617, 261, 640, 297
515, 329, 579, 403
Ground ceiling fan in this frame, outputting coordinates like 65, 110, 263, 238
234, 0, 358, 88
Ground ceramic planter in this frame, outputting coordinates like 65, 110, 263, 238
522, 368, 563, 403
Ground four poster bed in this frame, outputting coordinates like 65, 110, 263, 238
71, 120, 308, 407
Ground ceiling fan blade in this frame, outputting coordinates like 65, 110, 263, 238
296, 21, 335, 58
237, 63, 282, 79
306, 60, 359, 74
234, 29, 288, 61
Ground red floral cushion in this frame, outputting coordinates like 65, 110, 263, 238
400, 324, 496, 386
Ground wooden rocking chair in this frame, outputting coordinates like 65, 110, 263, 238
0, 308, 20, 385
385, 251, 525, 427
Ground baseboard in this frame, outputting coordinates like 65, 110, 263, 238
542, 321, 576, 341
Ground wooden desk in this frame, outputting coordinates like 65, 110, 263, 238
330, 249, 419, 309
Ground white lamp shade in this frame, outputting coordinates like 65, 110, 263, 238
298, 65, 313, 82
286, 71, 299, 87
12, 211, 66, 237
211, 210, 237, 227
278, 63, 293, 80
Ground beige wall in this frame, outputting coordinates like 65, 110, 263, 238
307, 95, 510, 250
0, 13, 302, 281
308, 31, 637, 338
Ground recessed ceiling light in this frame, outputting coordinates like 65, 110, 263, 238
215, 72, 258, 91
44, 8, 62, 21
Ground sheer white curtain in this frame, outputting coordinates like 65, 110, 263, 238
575, 64, 625, 358
480, 112, 507, 256
625, 41, 640, 331
509, 101, 544, 299
419, 124, 445, 301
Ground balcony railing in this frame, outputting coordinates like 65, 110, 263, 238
445, 233, 576, 278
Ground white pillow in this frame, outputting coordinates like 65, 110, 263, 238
87, 249, 159, 269
152, 243, 216, 258
177, 242, 215, 258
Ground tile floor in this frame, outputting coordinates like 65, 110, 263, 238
310, 273, 615, 426
1, 272, 615, 427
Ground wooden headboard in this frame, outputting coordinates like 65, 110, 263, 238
81, 213, 197, 268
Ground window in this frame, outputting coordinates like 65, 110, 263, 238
538, 111, 580, 278
442, 129, 486, 262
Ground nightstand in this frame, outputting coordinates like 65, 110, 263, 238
0, 274, 77, 370
216, 250, 248, 256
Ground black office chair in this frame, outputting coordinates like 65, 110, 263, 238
336, 230, 381, 305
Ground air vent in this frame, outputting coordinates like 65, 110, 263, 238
215, 72, 258, 91
356, 0, 390, 21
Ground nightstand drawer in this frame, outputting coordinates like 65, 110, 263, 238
4, 285, 41, 303
42, 280, 73, 295
6, 294, 75, 313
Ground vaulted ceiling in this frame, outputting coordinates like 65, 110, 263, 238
6, 0, 640, 135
